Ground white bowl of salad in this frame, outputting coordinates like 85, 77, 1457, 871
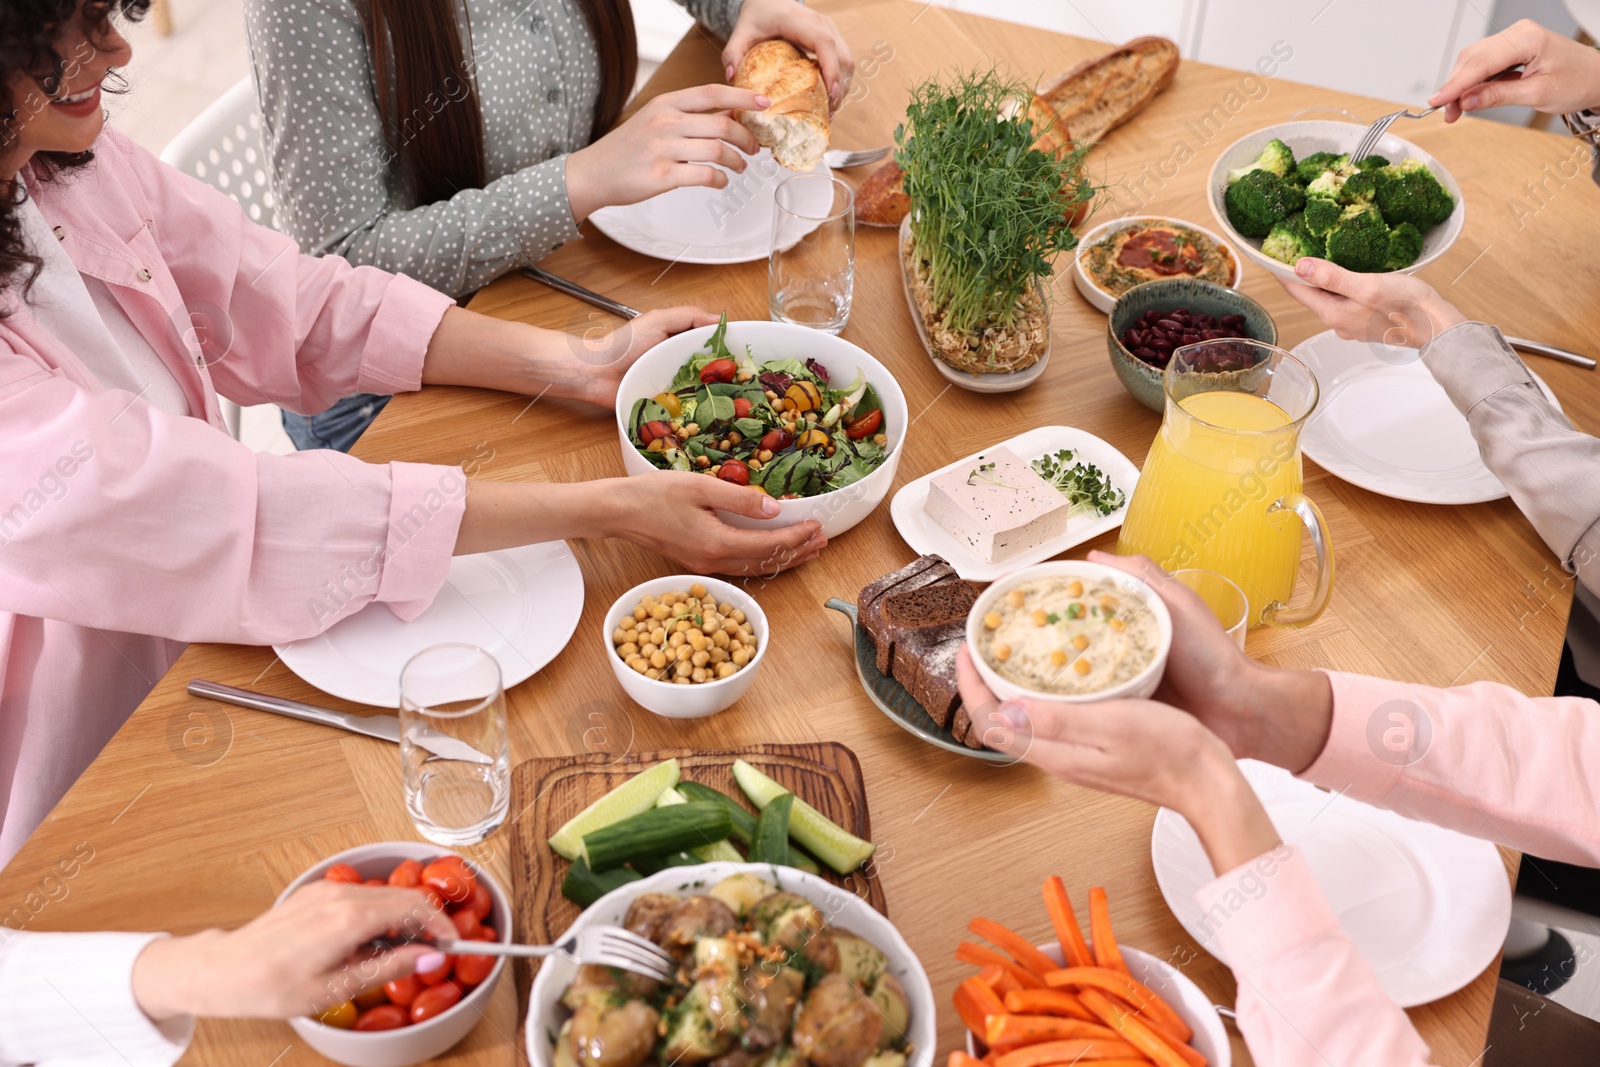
616, 319, 909, 540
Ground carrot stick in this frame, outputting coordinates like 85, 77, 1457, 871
957, 941, 1046, 988
1080, 989, 1201, 1067
970, 916, 1060, 978
1003, 988, 1096, 1022
1101, 993, 1191, 1053
993, 1038, 1145, 1067
1087, 887, 1128, 975
1043, 876, 1094, 968
985, 1014, 1119, 1051
979, 963, 1024, 997
1042, 968, 1192, 1043
956, 975, 1009, 1032
950, 1052, 988, 1067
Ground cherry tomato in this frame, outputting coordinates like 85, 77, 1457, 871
363, 878, 386, 886
314, 999, 358, 1029
421, 857, 477, 905
716, 459, 751, 486
323, 863, 361, 885
352, 985, 389, 1011
845, 409, 883, 440
419, 887, 445, 912
410, 982, 463, 1024
353, 1004, 409, 1031
416, 953, 455, 986
732, 397, 754, 419
760, 428, 794, 453
464, 882, 493, 922
456, 952, 495, 987
639, 420, 673, 446
699, 358, 738, 384
387, 858, 423, 888
450, 908, 481, 940
384, 975, 424, 1007
473, 925, 498, 942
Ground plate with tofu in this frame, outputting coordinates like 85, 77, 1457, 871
889, 426, 1139, 582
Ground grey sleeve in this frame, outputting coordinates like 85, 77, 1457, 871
242, 0, 580, 299
676, 0, 743, 40
1421, 321, 1600, 597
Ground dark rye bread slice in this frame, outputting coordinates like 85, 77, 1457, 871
892, 622, 965, 730
950, 703, 987, 749
858, 555, 957, 674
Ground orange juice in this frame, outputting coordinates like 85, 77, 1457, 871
1117, 391, 1302, 625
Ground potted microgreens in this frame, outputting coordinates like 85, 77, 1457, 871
896, 69, 1094, 379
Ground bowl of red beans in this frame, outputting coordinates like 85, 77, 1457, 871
1106, 278, 1277, 412
279, 841, 510, 1066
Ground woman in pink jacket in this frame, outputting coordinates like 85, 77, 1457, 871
0, 0, 825, 864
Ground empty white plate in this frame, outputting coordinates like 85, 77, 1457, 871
889, 425, 1140, 581
588, 148, 831, 265
1152, 759, 1512, 1007
1295, 330, 1560, 504
275, 541, 584, 707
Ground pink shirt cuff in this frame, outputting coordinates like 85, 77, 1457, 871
375, 462, 467, 620
355, 274, 456, 396
1194, 844, 1334, 970
1300, 670, 1408, 797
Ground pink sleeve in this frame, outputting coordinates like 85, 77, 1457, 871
107, 126, 457, 415
0, 365, 463, 645
1199, 846, 1436, 1066
1302, 671, 1600, 866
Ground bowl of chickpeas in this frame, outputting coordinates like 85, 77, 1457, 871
604, 575, 769, 718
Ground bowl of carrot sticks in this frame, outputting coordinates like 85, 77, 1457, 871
953, 877, 1229, 1067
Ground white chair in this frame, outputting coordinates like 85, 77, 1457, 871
160, 78, 283, 440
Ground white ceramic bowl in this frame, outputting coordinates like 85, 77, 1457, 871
603, 574, 769, 718
1206, 120, 1465, 283
614, 321, 908, 540
278, 842, 510, 1067
965, 561, 1172, 703
526, 861, 936, 1067
1072, 215, 1245, 314
963, 944, 1230, 1067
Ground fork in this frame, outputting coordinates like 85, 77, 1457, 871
371, 925, 676, 981
823, 146, 890, 169
1350, 67, 1519, 162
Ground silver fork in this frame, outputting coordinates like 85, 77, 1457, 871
377, 925, 676, 981
1351, 67, 1519, 162
823, 145, 890, 169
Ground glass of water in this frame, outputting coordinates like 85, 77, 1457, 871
770, 172, 854, 334
399, 644, 510, 845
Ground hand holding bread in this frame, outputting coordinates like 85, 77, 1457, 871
721, 0, 855, 107
733, 40, 831, 172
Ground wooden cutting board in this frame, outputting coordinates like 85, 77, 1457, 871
507, 742, 887, 1018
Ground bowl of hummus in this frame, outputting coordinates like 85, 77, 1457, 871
966, 561, 1171, 702
1073, 216, 1242, 313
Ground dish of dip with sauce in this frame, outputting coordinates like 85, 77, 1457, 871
1075, 218, 1240, 311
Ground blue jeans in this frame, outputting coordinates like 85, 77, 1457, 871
281, 393, 393, 453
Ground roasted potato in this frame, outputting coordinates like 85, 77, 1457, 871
741, 965, 805, 1052
561, 963, 660, 1011
659, 895, 739, 955
570, 999, 660, 1067
791, 974, 883, 1067
622, 892, 679, 943
750, 893, 840, 974
710, 873, 774, 917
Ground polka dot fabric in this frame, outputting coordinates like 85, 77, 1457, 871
241, 0, 743, 299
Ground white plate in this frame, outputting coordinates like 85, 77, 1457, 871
889, 425, 1140, 581
275, 541, 584, 707
588, 149, 831, 265
1152, 759, 1512, 1008
1071, 215, 1245, 313
1295, 330, 1560, 504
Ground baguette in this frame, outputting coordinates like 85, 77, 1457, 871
733, 40, 829, 171
1038, 36, 1179, 147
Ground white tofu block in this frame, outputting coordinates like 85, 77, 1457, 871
923, 446, 1071, 563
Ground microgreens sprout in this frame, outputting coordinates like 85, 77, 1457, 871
1031, 449, 1127, 516
966, 461, 1032, 491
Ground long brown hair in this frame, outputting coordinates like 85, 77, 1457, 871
360, 0, 637, 207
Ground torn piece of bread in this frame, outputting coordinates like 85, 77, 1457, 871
733, 40, 829, 171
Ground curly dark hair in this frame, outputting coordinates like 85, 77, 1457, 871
0, 0, 147, 312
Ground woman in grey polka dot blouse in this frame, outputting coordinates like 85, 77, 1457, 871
244, 0, 853, 452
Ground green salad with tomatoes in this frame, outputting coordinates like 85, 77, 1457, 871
627, 317, 892, 499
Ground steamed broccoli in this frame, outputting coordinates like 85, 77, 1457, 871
1225, 169, 1306, 237
1324, 204, 1390, 272
1340, 169, 1378, 205
1227, 138, 1297, 183
1262, 212, 1324, 266
1374, 159, 1454, 228
1295, 151, 1346, 186
1384, 222, 1424, 271
1355, 154, 1390, 171
1302, 195, 1344, 237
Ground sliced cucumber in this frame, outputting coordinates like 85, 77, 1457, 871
678, 781, 823, 874
548, 759, 680, 861
561, 859, 642, 907
750, 793, 794, 865
581, 802, 733, 871
659, 787, 745, 864
732, 759, 876, 874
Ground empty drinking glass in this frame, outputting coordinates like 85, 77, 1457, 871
399, 644, 510, 845
769, 172, 854, 333
1168, 569, 1251, 649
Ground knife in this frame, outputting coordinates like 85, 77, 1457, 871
521, 265, 641, 320
1505, 336, 1596, 370
186, 680, 493, 764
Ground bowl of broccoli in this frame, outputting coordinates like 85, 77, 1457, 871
1207, 120, 1464, 282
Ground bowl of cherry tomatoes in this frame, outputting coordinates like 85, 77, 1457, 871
278, 841, 510, 1067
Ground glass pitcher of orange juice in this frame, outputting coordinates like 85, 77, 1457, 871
1116, 339, 1333, 628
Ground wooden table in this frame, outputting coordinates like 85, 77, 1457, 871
5, 3, 1596, 1064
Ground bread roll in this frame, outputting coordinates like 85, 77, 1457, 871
733, 40, 829, 171
1038, 36, 1179, 147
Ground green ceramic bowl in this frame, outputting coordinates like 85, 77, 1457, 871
1107, 279, 1277, 412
